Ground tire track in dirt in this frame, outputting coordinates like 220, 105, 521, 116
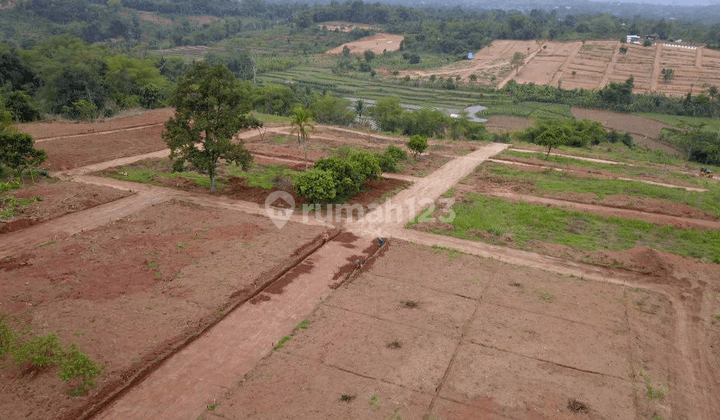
696, 46, 703, 68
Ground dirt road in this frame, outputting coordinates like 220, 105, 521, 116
351, 143, 509, 236
96, 235, 371, 420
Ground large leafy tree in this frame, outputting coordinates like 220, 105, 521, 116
535, 124, 571, 158
163, 62, 260, 191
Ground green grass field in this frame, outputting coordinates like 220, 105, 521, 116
498, 150, 707, 186
476, 162, 720, 217
636, 112, 720, 132
258, 65, 499, 110
477, 101, 575, 121
417, 192, 720, 264
105, 159, 299, 190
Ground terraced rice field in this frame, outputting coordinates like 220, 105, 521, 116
409, 39, 720, 97
258, 66, 493, 109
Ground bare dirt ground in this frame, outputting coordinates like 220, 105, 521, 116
404, 40, 720, 97
316, 21, 380, 32
39, 125, 167, 171
1, 180, 131, 235
571, 107, 680, 153
18, 109, 174, 171
484, 115, 534, 133
325, 33, 403, 56
202, 239, 719, 419
3, 107, 719, 419
0, 201, 326, 419
19, 108, 174, 140
571, 108, 672, 139
400, 40, 541, 84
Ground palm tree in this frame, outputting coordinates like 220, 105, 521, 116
290, 106, 315, 168
354, 99, 365, 121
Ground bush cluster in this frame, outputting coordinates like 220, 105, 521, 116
294, 146, 408, 203
0, 317, 102, 396
519, 119, 634, 149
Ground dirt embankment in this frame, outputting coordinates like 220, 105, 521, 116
325, 33, 403, 56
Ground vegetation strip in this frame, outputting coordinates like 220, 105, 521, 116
477, 162, 720, 217
415, 192, 720, 264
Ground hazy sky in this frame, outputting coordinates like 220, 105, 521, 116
590, 0, 719, 5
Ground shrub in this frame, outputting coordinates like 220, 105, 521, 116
376, 153, 398, 172
621, 132, 635, 149
0, 130, 47, 177
385, 145, 408, 161
407, 135, 428, 156
0, 316, 14, 357
347, 152, 381, 181
58, 344, 103, 395
12, 334, 63, 369
310, 95, 354, 126
314, 157, 364, 198
464, 123, 488, 141
294, 168, 337, 203
4, 91, 40, 122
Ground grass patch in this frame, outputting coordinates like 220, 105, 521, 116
273, 336, 292, 351
106, 159, 300, 191
1, 196, 41, 220
225, 164, 300, 189
641, 371, 668, 400
499, 150, 705, 186
511, 139, 699, 168
0, 319, 102, 396
427, 192, 720, 263
636, 112, 720, 132
481, 162, 720, 217
294, 319, 310, 331
431, 245, 463, 260
479, 101, 575, 121
535, 288, 555, 303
